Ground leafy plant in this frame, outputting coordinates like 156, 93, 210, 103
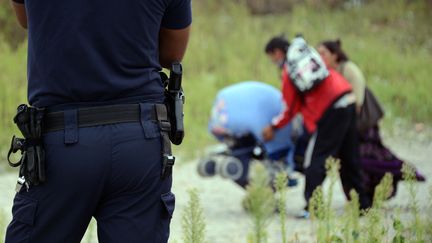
362, 173, 393, 243
0, 209, 7, 241
392, 209, 406, 243
402, 164, 424, 242
82, 218, 96, 243
274, 171, 288, 243
341, 190, 360, 243
309, 157, 341, 243
182, 188, 207, 243
244, 162, 275, 243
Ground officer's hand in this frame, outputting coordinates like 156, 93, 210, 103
262, 125, 275, 141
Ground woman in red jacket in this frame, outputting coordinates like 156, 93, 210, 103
264, 36, 371, 218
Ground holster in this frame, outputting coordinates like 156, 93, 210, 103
162, 62, 185, 145
156, 62, 185, 179
7, 104, 46, 187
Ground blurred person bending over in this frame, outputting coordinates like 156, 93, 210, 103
208, 81, 302, 188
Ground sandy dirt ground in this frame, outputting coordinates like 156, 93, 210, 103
169, 126, 432, 243
0, 126, 431, 242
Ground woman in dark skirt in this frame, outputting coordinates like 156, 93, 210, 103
317, 39, 425, 200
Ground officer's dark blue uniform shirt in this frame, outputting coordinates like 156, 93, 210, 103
25, 0, 192, 108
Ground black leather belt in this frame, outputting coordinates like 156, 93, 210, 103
43, 104, 157, 132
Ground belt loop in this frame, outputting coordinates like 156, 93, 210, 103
64, 109, 78, 145
139, 103, 153, 121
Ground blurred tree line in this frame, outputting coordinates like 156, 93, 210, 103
194, 0, 432, 53
195, 0, 432, 15
0, 0, 431, 49
243, 0, 432, 14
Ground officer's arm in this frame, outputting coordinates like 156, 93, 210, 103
159, 26, 190, 69
159, 0, 191, 69
11, 0, 27, 29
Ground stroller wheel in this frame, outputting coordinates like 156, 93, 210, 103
197, 158, 217, 177
218, 156, 243, 181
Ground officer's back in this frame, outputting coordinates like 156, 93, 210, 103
23, 0, 191, 108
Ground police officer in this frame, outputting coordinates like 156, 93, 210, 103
6, 0, 191, 242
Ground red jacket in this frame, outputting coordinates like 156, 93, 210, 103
272, 67, 352, 133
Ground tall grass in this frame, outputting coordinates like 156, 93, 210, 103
362, 173, 393, 242
306, 157, 432, 243
0, 1, 431, 157
0, 209, 6, 241
244, 162, 275, 243
392, 208, 406, 243
182, 188, 207, 243
0, 43, 27, 156
180, 0, 432, 156
82, 218, 96, 243
341, 190, 360, 243
309, 158, 340, 242
427, 186, 432, 238
402, 164, 425, 242
274, 172, 288, 243
0, 1, 431, 241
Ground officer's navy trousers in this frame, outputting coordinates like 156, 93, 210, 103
5, 103, 174, 243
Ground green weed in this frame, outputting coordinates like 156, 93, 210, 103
182, 188, 207, 243
82, 218, 96, 243
244, 162, 275, 243
341, 190, 360, 243
309, 157, 341, 243
0, 0, 432, 158
362, 173, 393, 243
402, 164, 424, 242
274, 172, 288, 243
0, 209, 6, 241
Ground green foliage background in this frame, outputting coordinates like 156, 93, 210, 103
0, 0, 431, 158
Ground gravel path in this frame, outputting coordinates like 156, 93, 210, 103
0, 126, 431, 242
169, 127, 432, 243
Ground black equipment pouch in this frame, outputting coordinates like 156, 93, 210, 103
7, 104, 46, 190
162, 62, 185, 145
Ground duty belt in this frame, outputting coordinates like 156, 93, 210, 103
8, 103, 174, 191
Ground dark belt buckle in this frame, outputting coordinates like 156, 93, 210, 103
161, 153, 175, 179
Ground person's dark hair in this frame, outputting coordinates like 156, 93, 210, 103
320, 39, 349, 63
265, 35, 290, 54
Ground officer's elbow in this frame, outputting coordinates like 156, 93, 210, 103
159, 58, 176, 70
18, 20, 28, 29
12, 2, 28, 29
159, 26, 190, 69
